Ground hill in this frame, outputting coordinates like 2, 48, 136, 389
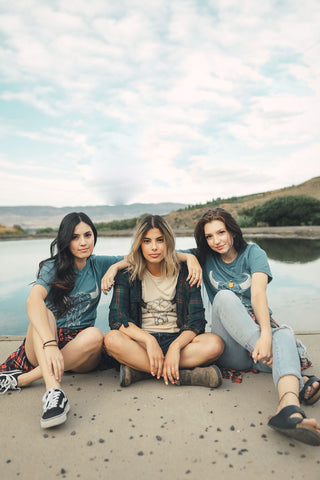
0, 177, 319, 232
0, 202, 186, 230
165, 176, 320, 230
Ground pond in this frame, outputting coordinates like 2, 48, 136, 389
0, 236, 319, 335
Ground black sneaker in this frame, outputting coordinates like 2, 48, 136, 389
0, 370, 22, 394
41, 388, 70, 428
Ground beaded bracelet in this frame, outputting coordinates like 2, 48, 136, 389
43, 339, 58, 349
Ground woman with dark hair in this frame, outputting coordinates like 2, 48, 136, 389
0, 212, 127, 428
104, 215, 224, 388
193, 207, 320, 445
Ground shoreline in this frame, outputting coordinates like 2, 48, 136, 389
1, 225, 320, 240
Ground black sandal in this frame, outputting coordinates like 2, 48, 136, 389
299, 375, 320, 405
268, 405, 320, 446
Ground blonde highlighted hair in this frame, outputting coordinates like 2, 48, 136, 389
127, 215, 180, 281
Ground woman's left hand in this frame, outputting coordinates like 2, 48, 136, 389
162, 345, 181, 385
252, 332, 273, 367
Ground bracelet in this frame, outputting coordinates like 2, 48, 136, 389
43, 339, 58, 349
43, 344, 59, 348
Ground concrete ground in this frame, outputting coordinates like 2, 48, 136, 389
1, 333, 320, 480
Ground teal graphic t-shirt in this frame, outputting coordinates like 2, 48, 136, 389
36, 254, 122, 329
202, 243, 272, 313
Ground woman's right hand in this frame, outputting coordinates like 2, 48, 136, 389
44, 346, 64, 382
145, 337, 164, 379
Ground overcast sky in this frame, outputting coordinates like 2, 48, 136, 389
0, 0, 319, 207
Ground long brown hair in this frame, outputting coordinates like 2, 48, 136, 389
127, 215, 180, 281
194, 207, 247, 264
38, 212, 97, 317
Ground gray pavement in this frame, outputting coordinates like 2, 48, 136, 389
1, 333, 320, 480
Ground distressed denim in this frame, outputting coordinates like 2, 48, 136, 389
210, 290, 303, 389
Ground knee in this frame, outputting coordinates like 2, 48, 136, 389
80, 327, 104, 353
272, 325, 295, 346
214, 289, 237, 307
200, 333, 225, 360
212, 290, 241, 321
104, 329, 123, 354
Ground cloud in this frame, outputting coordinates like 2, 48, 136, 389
0, 0, 320, 207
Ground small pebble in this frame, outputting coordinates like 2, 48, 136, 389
70, 431, 76, 436
137, 451, 144, 456
230, 425, 235, 431
238, 449, 248, 455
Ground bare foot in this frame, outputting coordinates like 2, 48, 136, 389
302, 376, 320, 401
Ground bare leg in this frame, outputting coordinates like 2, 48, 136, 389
104, 330, 152, 372
276, 375, 319, 430
105, 331, 224, 372
18, 310, 104, 389
179, 333, 224, 368
18, 309, 59, 390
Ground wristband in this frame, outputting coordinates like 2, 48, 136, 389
43, 339, 58, 349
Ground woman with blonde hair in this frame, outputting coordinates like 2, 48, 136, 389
104, 215, 224, 388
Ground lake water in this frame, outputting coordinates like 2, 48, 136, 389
0, 236, 319, 335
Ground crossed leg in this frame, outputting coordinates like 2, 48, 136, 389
104, 330, 223, 372
17, 309, 104, 390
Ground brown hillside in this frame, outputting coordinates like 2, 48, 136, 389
165, 176, 320, 230
0, 223, 22, 235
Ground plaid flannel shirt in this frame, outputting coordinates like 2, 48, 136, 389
109, 263, 206, 334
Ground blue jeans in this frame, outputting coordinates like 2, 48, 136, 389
210, 290, 303, 390
150, 332, 180, 356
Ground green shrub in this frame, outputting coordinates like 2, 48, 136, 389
244, 196, 320, 226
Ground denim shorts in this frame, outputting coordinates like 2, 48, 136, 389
150, 332, 180, 355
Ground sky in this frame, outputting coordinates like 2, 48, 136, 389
0, 0, 319, 207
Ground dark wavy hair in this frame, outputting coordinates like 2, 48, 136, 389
37, 212, 97, 318
194, 207, 248, 264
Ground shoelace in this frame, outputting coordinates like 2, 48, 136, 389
43, 389, 63, 410
0, 374, 21, 394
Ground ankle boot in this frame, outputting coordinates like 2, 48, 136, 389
177, 365, 222, 388
120, 364, 152, 387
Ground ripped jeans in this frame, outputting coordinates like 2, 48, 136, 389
210, 290, 303, 390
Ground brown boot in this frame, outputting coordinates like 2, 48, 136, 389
119, 364, 152, 387
177, 365, 222, 388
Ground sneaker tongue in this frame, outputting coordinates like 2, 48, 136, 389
44, 389, 60, 408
